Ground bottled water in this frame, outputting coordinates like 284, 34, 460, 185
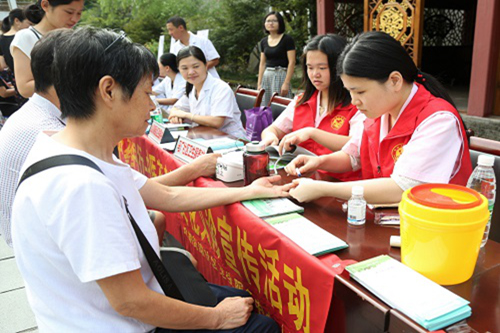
348, 186, 366, 225
467, 154, 496, 248
150, 95, 163, 123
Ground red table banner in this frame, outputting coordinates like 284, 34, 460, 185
118, 136, 339, 333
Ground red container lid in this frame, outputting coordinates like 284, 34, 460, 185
408, 184, 483, 210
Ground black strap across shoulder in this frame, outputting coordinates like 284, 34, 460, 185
17, 154, 212, 304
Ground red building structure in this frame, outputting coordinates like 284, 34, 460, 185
316, 0, 500, 118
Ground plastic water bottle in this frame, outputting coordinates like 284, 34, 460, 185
467, 154, 496, 248
347, 186, 366, 225
150, 95, 163, 123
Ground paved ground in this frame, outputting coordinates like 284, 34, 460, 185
0, 239, 38, 333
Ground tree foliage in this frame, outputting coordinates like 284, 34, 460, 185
79, 0, 315, 72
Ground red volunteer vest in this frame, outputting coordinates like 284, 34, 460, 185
359, 84, 472, 185
292, 91, 361, 181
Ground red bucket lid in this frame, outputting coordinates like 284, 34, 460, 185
408, 184, 483, 210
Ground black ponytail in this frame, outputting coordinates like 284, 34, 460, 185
337, 31, 456, 108
1, 17, 10, 33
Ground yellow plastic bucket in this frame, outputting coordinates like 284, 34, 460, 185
399, 184, 489, 285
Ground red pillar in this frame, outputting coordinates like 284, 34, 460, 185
317, 0, 335, 34
467, 0, 500, 117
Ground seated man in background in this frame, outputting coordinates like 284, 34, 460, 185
167, 15, 220, 79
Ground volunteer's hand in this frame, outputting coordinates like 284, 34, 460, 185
278, 128, 313, 155
260, 135, 279, 147
214, 297, 253, 329
289, 178, 321, 202
284, 155, 322, 177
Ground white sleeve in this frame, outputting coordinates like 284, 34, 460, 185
46, 175, 141, 283
392, 111, 463, 183
341, 128, 363, 171
172, 77, 186, 99
10, 29, 38, 59
273, 96, 298, 134
209, 83, 237, 118
131, 168, 148, 190
202, 38, 220, 61
153, 79, 166, 95
348, 110, 366, 138
173, 94, 191, 111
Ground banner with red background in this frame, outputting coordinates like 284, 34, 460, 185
119, 136, 339, 333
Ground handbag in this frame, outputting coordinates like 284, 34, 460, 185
17, 154, 217, 307
244, 106, 273, 141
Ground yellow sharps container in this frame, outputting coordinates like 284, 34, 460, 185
399, 184, 489, 285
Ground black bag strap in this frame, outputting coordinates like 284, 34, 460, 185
29, 26, 42, 40
17, 154, 184, 301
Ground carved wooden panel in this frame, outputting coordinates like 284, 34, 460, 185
364, 0, 424, 66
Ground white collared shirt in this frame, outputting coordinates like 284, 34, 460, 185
174, 73, 246, 138
341, 84, 463, 188
153, 73, 186, 110
170, 32, 220, 79
0, 94, 65, 247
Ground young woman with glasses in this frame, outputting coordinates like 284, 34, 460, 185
257, 11, 296, 106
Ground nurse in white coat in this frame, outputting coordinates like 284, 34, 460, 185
168, 46, 246, 138
153, 53, 185, 111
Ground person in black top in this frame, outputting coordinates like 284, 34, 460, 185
257, 11, 296, 106
0, 9, 31, 71
0, 69, 19, 118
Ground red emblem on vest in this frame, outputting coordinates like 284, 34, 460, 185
392, 143, 404, 162
331, 115, 346, 130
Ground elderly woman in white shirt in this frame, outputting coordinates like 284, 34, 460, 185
153, 53, 185, 111
168, 46, 246, 139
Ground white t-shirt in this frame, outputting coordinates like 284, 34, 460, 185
174, 73, 246, 138
0, 94, 64, 247
273, 91, 365, 138
341, 84, 464, 189
12, 133, 162, 332
170, 32, 220, 79
153, 73, 186, 111
10, 26, 41, 59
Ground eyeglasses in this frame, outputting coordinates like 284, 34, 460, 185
103, 31, 127, 54
265, 20, 278, 23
